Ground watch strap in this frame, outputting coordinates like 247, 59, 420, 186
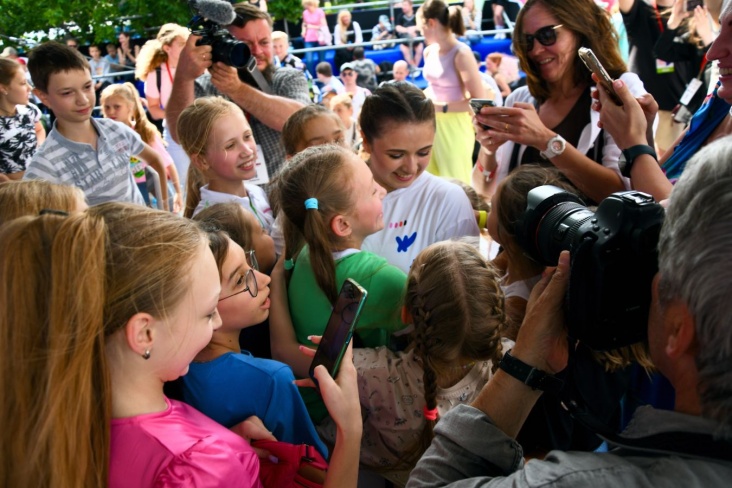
621, 144, 657, 178
498, 350, 564, 393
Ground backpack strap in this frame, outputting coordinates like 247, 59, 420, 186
155, 66, 163, 109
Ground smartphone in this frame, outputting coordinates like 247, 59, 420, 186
308, 278, 368, 387
470, 98, 495, 130
686, 0, 703, 11
578, 47, 623, 106
469, 98, 495, 115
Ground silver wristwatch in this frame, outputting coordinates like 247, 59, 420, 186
540, 134, 567, 159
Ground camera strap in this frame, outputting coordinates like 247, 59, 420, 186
562, 397, 732, 463
246, 57, 272, 94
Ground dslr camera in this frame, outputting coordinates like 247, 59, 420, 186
515, 186, 665, 351
189, 0, 251, 68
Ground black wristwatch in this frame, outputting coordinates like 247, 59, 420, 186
619, 144, 657, 178
498, 350, 564, 393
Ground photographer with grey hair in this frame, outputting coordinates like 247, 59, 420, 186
408, 133, 732, 487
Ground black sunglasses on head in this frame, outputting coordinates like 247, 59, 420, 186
522, 24, 563, 52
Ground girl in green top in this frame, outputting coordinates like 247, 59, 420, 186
270, 144, 408, 422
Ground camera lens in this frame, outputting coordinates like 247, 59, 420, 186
516, 185, 590, 266
213, 36, 251, 68
534, 202, 595, 265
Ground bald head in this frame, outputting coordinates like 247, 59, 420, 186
393, 60, 409, 82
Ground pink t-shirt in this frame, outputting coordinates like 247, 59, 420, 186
144, 62, 175, 109
302, 8, 326, 43
110, 397, 262, 488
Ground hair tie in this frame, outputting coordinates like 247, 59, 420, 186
304, 198, 319, 210
284, 258, 295, 270
423, 405, 439, 421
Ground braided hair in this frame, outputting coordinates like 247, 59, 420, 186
402, 240, 506, 463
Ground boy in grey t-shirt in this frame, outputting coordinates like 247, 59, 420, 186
24, 42, 169, 208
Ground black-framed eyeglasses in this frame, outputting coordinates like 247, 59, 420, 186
245, 250, 259, 272
342, 71, 356, 76
522, 24, 563, 52
218, 267, 258, 301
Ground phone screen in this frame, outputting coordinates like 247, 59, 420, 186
309, 279, 367, 384
686, 0, 703, 11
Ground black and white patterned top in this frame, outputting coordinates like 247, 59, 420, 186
0, 103, 42, 174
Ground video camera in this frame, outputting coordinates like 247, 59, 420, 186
188, 0, 250, 68
515, 186, 665, 351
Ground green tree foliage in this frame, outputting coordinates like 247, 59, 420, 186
0, 0, 191, 49
268, 0, 304, 24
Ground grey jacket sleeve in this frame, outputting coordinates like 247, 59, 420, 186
407, 404, 524, 488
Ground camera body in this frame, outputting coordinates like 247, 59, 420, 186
189, 5, 250, 68
515, 186, 665, 350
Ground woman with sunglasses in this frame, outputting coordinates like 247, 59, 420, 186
474, 0, 646, 204
177, 226, 331, 458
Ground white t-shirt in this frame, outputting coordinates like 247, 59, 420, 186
193, 183, 275, 236
362, 171, 479, 273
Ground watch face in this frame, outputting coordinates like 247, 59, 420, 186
551, 140, 562, 152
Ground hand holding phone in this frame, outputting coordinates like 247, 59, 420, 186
309, 279, 367, 389
578, 47, 623, 106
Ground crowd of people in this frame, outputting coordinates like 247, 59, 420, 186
1, 0, 732, 486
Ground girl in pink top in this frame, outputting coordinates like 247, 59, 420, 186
301, 0, 328, 74
419, 0, 486, 184
100, 82, 183, 212
0, 201, 364, 488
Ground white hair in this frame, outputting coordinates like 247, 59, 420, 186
658, 134, 732, 439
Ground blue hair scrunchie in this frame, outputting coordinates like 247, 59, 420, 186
304, 198, 319, 210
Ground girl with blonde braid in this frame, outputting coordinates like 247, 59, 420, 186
317, 240, 509, 484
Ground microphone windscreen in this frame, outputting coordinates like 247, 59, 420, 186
196, 0, 237, 25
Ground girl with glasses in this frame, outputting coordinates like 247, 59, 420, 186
177, 226, 333, 459
193, 201, 276, 358
474, 0, 647, 204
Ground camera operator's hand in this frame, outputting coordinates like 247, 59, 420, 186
210, 63, 244, 98
592, 75, 656, 149
512, 250, 570, 375
176, 34, 213, 83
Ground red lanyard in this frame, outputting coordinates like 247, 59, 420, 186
164, 62, 174, 85
652, 1, 664, 33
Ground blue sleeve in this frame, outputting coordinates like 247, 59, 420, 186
260, 365, 329, 458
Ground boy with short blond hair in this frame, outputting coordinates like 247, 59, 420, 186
24, 42, 168, 208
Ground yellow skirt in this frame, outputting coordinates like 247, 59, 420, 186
427, 111, 475, 184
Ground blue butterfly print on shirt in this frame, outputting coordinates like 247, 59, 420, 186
396, 232, 417, 253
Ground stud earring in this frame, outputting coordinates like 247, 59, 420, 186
142, 349, 151, 360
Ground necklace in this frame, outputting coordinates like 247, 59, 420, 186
0, 105, 15, 117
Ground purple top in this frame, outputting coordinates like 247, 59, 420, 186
423, 42, 468, 103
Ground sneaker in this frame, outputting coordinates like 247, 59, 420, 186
495, 31, 506, 40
